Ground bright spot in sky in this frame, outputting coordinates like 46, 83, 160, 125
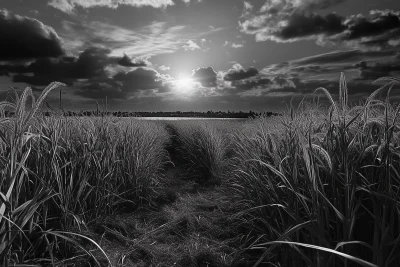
175, 76, 194, 92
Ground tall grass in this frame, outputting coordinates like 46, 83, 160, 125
0, 84, 170, 265
2, 74, 400, 266
167, 121, 233, 185
231, 74, 400, 266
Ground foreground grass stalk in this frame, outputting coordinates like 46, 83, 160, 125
232, 73, 400, 266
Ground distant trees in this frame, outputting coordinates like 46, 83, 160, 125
3, 109, 279, 118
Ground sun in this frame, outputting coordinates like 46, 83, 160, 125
175, 76, 194, 92
176, 77, 193, 88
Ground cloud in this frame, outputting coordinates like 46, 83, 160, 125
256, 49, 398, 79
227, 74, 385, 99
259, 48, 400, 83
345, 10, 400, 41
7, 47, 115, 86
0, 9, 64, 60
218, 47, 400, 101
243, 1, 253, 10
0, 70, 10, 77
241, 1, 253, 18
74, 47, 112, 78
159, 65, 171, 71
76, 67, 171, 99
290, 49, 397, 66
48, 0, 176, 13
277, 13, 345, 41
278, 76, 385, 96
259, 0, 347, 14
118, 54, 147, 67
115, 67, 165, 91
183, 40, 201, 51
224, 64, 259, 81
1, 44, 175, 99
223, 41, 244, 48
61, 20, 213, 57
334, 10, 400, 49
191, 66, 217, 87
13, 74, 68, 87
355, 60, 400, 81
231, 43, 244, 48
76, 78, 125, 99
240, 7, 400, 50
389, 38, 400, 47
0, 64, 32, 77
230, 77, 272, 91
240, 12, 345, 42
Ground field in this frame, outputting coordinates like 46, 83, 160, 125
1, 74, 400, 266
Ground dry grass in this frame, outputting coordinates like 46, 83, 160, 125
0, 84, 170, 266
1, 74, 400, 267
230, 74, 400, 266
166, 121, 236, 185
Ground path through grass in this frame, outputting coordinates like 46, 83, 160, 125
79, 133, 247, 267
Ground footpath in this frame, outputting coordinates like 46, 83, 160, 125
81, 129, 251, 267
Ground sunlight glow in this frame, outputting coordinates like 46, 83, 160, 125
176, 77, 193, 87
175, 76, 194, 92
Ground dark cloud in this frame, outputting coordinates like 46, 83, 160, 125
224, 65, 259, 81
230, 77, 272, 91
117, 54, 147, 67
10, 56, 78, 86
0, 9, 64, 60
191, 67, 217, 87
277, 13, 346, 41
272, 76, 292, 87
76, 67, 170, 100
259, 0, 348, 14
344, 11, 400, 41
5, 47, 122, 86
304, 0, 348, 10
3, 47, 156, 87
291, 49, 397, 66
220, 61, 392, 99
0, 70, 10, 77
260, 48, 399, 86
74, 47, 111, 78
240, 11, 346, 42
240, 8, 400, 50
263, 75, 389, 97
12, 73, 73, 86
76, 80, 125, 100
355, 60, 400, 81
289, 65, 324, 74
116, 68, 164, 91
0, 64, 30, 75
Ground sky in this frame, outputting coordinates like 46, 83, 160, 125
0, 0, 400, 111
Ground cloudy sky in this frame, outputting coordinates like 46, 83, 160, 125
0, 0, 399, 111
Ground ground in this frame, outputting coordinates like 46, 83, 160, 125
73, 128, 252, 267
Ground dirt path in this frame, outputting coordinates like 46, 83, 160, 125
81, 136, 249, 267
